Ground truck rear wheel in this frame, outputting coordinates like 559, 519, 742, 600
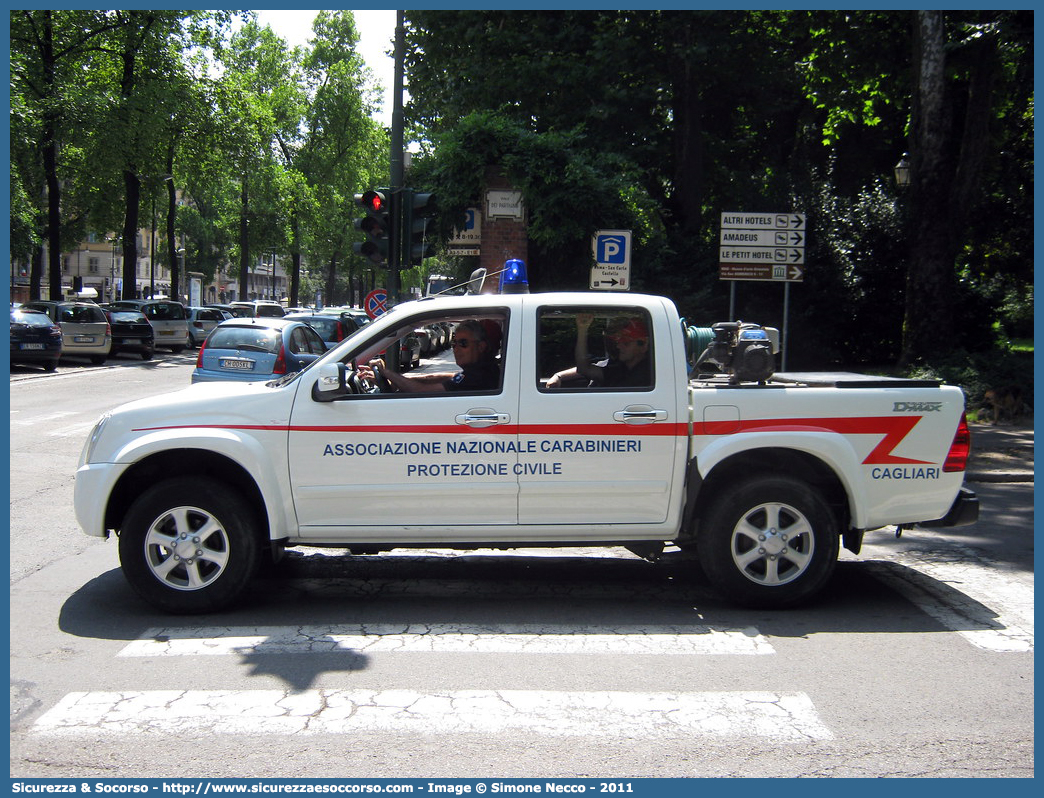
697, 475, 838, 607
118, 477, 261, 613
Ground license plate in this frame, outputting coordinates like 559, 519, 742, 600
124, 339, 141, 345
20, 343, 44, 350
159, 330, 174, 336
220, 358, 254, 370
74, 336, 95, 343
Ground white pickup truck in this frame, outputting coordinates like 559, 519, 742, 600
75, 290, 978, 613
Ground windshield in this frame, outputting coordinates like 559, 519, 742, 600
11, 310, 54, 328
207, 326, 281, 353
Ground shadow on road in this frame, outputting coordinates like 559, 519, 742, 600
57, 548, 1005, 650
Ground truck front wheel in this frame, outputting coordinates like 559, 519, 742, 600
118, 477, 261, 613
697, 476, 838, 607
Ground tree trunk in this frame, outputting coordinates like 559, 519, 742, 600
325, 253, 338, 306
122, 171, 140, 299
238, 177, 249, 301
900, 11, 999, 364
30, 245, 43, 301
166, 145, 179, 302
901, 11, 955, 364
40, 11, 63, 301
665, 13, 705, 234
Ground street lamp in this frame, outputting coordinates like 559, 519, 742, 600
106, 235, 119, 302
894, 153, 912, 188
176, 248, 185, 303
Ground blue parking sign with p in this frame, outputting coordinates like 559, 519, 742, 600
597, 234, 627, 264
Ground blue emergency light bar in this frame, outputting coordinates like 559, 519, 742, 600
499, 258, 529, 293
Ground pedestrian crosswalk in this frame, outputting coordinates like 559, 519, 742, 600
35, 689, 833, 740
29, 548, 1033, 745
867, 544, 1034, 653
116, 623, 776, 657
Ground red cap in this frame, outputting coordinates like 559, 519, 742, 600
480, 319, 502, 352
609, 318, 648, 343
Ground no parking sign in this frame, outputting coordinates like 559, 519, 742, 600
365, 289, 388, 319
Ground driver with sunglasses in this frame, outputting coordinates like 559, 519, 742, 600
365, 319, 501, 393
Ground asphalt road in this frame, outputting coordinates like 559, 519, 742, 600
8, 357, 1035, 779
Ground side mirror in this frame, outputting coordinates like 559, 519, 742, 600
311, 362, 349, 402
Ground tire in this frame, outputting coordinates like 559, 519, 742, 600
90, 354, 107, 365
170, 345, 185, 354
697, 475, 838, 608
141, 349, 153, 361
44, 360, 58, 373
118, 477, 261, 613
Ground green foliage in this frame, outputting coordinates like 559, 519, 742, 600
403, 9, 1031, 371
906, 349, 1033, 423
8, 8, 1030, 373
411, 110, 660, 289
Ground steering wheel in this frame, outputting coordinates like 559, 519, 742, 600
370, 360, 393, 393
348, 369, 377, 394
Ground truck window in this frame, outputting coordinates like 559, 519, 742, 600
349, 310, 507, 396
538, 307, 654, 391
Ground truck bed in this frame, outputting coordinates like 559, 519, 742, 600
769, 372, 943, 389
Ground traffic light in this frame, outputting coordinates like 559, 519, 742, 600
353, 189, 391, 265
404, 190, 438, 267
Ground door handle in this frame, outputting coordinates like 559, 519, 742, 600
456, 409, 510, 428
613, 405, 668, 425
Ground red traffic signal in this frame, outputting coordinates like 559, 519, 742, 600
361, 190, 386, 214
354, 189, 392, 266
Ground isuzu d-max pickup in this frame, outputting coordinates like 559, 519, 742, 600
75, 289, 977, 612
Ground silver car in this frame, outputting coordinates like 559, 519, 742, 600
186, 307, 226, 346
111, 299, 191, 352
24, 300, 111, 365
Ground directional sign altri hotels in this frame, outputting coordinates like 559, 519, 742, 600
719, 212, 806, 282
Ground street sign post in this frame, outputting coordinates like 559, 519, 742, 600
448, 208, 482, 256
718, 212, 806, 281
590, 229, 632, 290
364, 288, 389, 320
719, 212, 807, 372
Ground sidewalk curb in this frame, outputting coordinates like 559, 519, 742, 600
966, 470, 1034, 483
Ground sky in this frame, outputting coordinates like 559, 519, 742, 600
254, 9, 398, 126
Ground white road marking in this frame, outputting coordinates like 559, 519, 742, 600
9, 410, 78, 427
868, 545, 1034, 653
118, 623, 775, 657
46, 421, 99, 439
34, 689, 832, 740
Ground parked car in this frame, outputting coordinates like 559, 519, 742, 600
284, 312, 366, 347
24, 300, 112, 365
100, 307, 155, 360
192, 317, 327, 383
110, 299, 190, 352
337, 308, 371, 329
229, 300, 285, 318
204, 303, 242, 319
399, 333, 421, 370
10, 307, 63, 372
186, 307, 227, 346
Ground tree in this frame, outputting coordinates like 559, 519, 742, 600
214, 21, 301, 300
403, 10, 1031, 367
9, 9, 123, 299
901, 10, 1031, 363
278, 10, 387, 306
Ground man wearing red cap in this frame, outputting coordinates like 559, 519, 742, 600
573, 312, 652, 388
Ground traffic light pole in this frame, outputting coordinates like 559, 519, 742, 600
388, 10, 406, 303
